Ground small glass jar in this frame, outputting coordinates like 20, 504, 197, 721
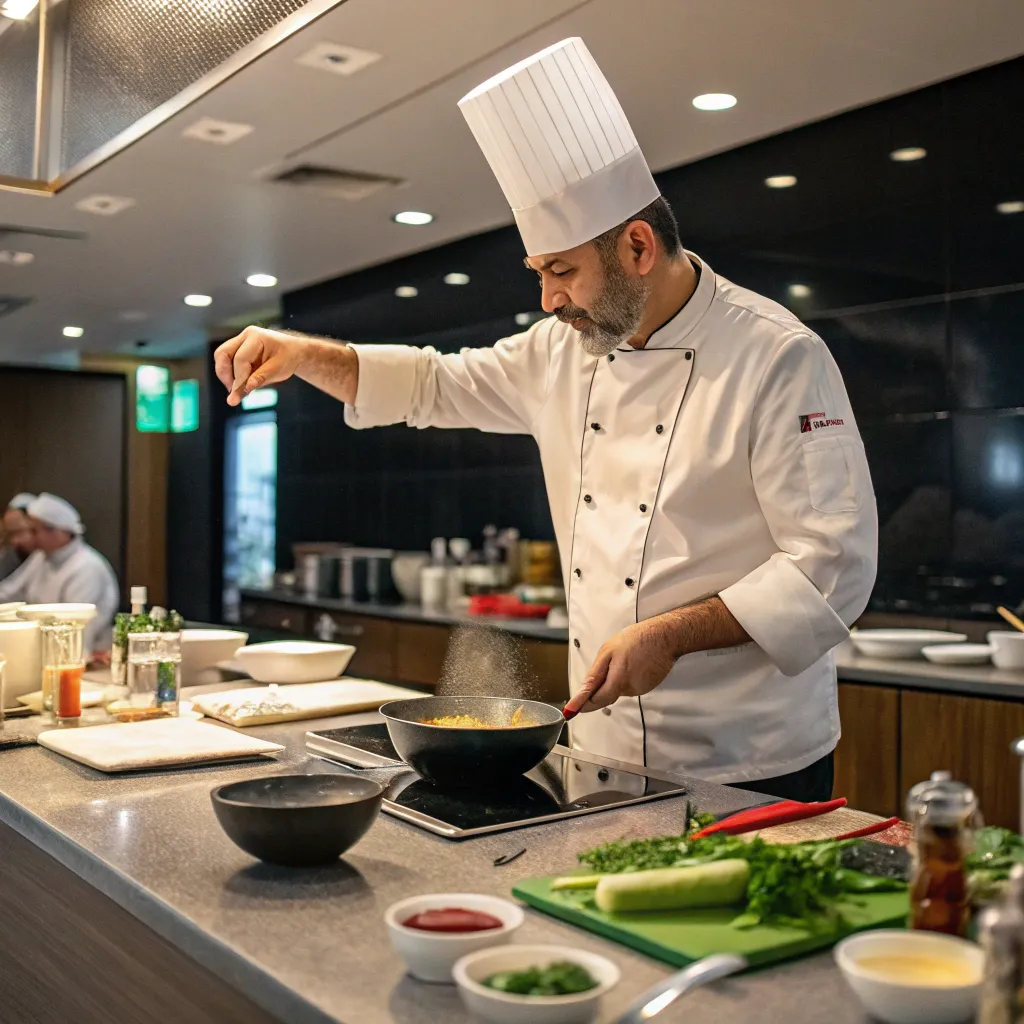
40, 620, 85, 726
126, 631, 181, 716
907, 770, 980, 936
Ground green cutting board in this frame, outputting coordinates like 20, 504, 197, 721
512, 875, 908, 969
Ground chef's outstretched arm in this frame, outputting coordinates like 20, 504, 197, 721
214, 322, 556, 434
565, 597, 749, 714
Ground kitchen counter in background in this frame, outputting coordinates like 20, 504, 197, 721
0, 703, 877, 1024
239, 587, 568, 641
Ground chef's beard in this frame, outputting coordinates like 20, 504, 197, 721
555, 253, 650, 357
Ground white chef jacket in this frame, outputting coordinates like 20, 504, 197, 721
346, 253, 877, 784
0, 538, 120, 651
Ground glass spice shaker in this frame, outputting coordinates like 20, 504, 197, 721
906, 770, 979, 937
40, 620, 85, 727
978, 863, 1024, 1024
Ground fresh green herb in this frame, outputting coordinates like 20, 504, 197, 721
575, 831, 906, 930
483, 962, 598, 996
966, 827, 1024, 902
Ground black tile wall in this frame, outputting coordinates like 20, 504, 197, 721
275, 56, 1024, 615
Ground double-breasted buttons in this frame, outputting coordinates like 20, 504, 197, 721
601, 707, 612, 716
685, 351, 692, 360
590, 422, 601, 431
574, 568, 581, 578
656, 424, 664, 434
573, 638, 581, 649
583, 494, 592, 503
607, 354, 615, 362
639, 503, 647, 513
625, 577, 635, 587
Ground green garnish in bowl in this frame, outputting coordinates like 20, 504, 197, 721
483, 961, 598, 996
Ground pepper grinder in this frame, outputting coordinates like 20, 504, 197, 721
978, 864, 1024, 1024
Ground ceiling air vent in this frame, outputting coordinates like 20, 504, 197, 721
269, 164, 405, 202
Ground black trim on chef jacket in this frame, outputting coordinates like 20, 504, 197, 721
565, 361, 600, 679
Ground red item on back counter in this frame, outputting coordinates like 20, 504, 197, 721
57, 666, 83, 719
467, 594, 552, 619
401, 908, 503, 933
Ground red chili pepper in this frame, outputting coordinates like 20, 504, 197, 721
833, 816, 901, 841
691, 797, 848, 839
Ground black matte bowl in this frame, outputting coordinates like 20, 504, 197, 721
379, 696, 564, 786
211, 774, 383, 867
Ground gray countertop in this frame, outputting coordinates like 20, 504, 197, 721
240, 588, 570, 641
0, 688, 876, 1024
833, 640, 1024, 700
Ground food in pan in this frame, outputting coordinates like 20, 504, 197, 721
419, 705, 533, 729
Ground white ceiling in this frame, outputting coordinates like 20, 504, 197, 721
1, 0, 1022, 361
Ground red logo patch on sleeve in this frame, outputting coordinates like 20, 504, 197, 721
799, 411, 845, 433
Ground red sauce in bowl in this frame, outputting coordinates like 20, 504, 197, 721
401, 907, 504, 932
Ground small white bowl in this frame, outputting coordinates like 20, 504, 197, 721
453, 944, 619, 1024
922, 643, 993, 666
179, 628, 249, 684
233, 640, 355, 684
835, 929, 983, 1024
385, 893, 524, 984
988, 631, 1024, 670
850, 630, 967, 660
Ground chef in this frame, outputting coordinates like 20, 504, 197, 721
0, 492, 120, 654
0, 493, 37, 582
215, 38, 877, 802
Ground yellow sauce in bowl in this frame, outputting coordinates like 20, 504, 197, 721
853, 954, 982, 988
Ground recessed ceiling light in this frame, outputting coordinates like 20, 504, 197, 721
1, 0, 39, 20
765, 175, 797, 189
182, 117, 254, 146
393, 211, 433, 226
444, 272, 470, 286
889, 147, 927, 162
0, 250, 34, 265
184, 294, 213, 307
692, 93, 736, 111
996, 200, 1024, 215
395, 286, 418, 298
74, 194, 136, 216
246, 273, 277, 288
787, 284, 812, 299
296, 41, 382, 77
62, 326, 84, 338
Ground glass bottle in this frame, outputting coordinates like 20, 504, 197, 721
40, 620, 85, 726
111, 586, 148, 687
906, 770, 979, 936
126, 631, 181, 716
978, 864, 1024, 1024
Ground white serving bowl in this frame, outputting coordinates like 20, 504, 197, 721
0, 601, 25, 622
835, 929, 983, 1024
385, 893, 524, 984
453, 944, 620, 1024
233, 641, 355, 684
16, 603, 97, 624
922, 643, 992, 666
391, 552, 431, 603
179, 628, 249, 685
988, 631, 1024, 670
850, 630, 967, 660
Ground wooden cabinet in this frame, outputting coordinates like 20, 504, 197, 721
834, 684, 900, 817
523, 639, 569, 703
900, 690, 1024, 831
238, 600, 308, 635
318, 612, 397, 681
395, 622, 450, 686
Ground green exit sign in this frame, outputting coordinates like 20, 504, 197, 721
172, 379, 200, 432
135, 365, 169, 432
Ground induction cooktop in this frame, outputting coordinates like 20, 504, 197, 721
305, 723, 688, 839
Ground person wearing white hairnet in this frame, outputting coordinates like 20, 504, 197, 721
0, 493, 37, 582
0, 493, 119, 655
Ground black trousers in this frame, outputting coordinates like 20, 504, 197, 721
727, 751, 835, 804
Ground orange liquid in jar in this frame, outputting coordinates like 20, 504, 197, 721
56, 665, 83, 719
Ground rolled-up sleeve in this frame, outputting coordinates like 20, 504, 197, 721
719, 332, 878, 676
345, 320, 556, 435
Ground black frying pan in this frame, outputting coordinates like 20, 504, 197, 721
378, 695, 564, 786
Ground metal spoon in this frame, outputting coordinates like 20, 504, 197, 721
612, 953, 747, 1023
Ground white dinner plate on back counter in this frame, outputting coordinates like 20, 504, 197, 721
850, 630, 967, 660
922, 643, 993, 666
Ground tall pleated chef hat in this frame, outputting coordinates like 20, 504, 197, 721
7, 492, 35, 511
458, 37, 660, 257
27, 493, 84, 535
